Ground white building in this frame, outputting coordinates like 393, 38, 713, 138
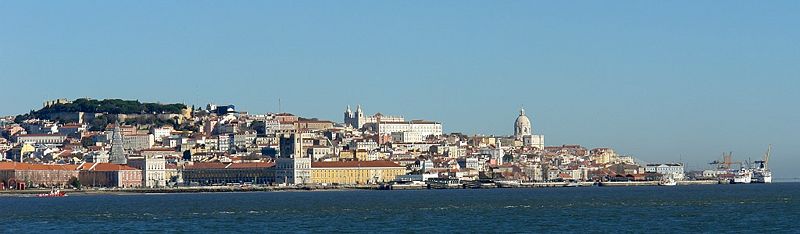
512, 108, 545, 149
307, 146, 333, 161
15, 134, 67, 145
343, 105, 405, 129
365, 120, 442, 140
217, 134, 231, 152
391, 131, 423, 143
85, 151, 110, 163
128, 156, 167, 187
349, 140, 379, 151
150, 126, 173, 141
123, 134, 155, 151
645, 163, 685, 180
275, 133, 312, 185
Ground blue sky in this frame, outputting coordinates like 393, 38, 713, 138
1, 1, 798, 178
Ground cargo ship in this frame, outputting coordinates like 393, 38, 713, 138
751, 145, 773, 183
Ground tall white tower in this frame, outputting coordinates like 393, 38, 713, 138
356, 104, 365, 128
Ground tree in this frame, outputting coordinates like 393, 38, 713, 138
68, 176, 81, 190
503, 154, 514, 163
251, 121, 267, 135
182, 150, 192, 161
15, 98, 188, 122
80, 137, 95, 148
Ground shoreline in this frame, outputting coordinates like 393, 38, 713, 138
1, 180, 787, 197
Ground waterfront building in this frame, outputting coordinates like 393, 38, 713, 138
457, 157, 482, 171
645, 163, 685, 180
275, 133, 312, 185
0, 162, 80, 188
78, 163, 142, 188
182, 162, 275, 185
128, 156, 167, 187
310, 161, 406, 185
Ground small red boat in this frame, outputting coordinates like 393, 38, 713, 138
36, 189, 67, 198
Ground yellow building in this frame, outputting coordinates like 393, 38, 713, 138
339, 151, 354, 160
354, 149, 368, 161
311, 161, 407, 185
20, 144, 35, 156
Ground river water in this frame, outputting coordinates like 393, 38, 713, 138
2, 183, 798, 233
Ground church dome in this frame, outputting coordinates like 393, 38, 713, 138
514, 108, 532, 138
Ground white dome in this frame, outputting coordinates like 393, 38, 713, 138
514, 108, 532, 138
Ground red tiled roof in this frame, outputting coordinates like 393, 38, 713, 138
184, 162, 228, 170
18, 134, 66, 137
78, 163, 96, 170
0, 162, 79, 171
183, 162, 275, 170
227, 162, 275, 169
92, 163, 139, 171
311, 161, 403, 168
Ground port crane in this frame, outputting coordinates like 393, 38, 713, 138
754, 144, 772, 170
709, 152, 742, 170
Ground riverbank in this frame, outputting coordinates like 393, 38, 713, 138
0, 180, 744, 196
0, 185, 377, 197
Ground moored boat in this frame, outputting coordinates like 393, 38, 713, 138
36, 188, 67, 198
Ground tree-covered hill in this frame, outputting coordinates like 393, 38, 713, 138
15, 98, 187, 122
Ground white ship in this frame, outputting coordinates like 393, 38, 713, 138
751, 145, 773, 183
752, 170, 772, 183
732, 167, 753, 184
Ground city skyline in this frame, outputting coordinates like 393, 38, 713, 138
1, 1, 798, 178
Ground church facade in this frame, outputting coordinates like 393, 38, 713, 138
343, 105, 404, 129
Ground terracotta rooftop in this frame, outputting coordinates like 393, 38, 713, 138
91, 163, 140, 172
227, 162, 275, 169
18, 134, 66, 137
0, 162, 79, 171
184, 162, 275, 170
311, 160, 403, 168
184, 162, 229, 170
